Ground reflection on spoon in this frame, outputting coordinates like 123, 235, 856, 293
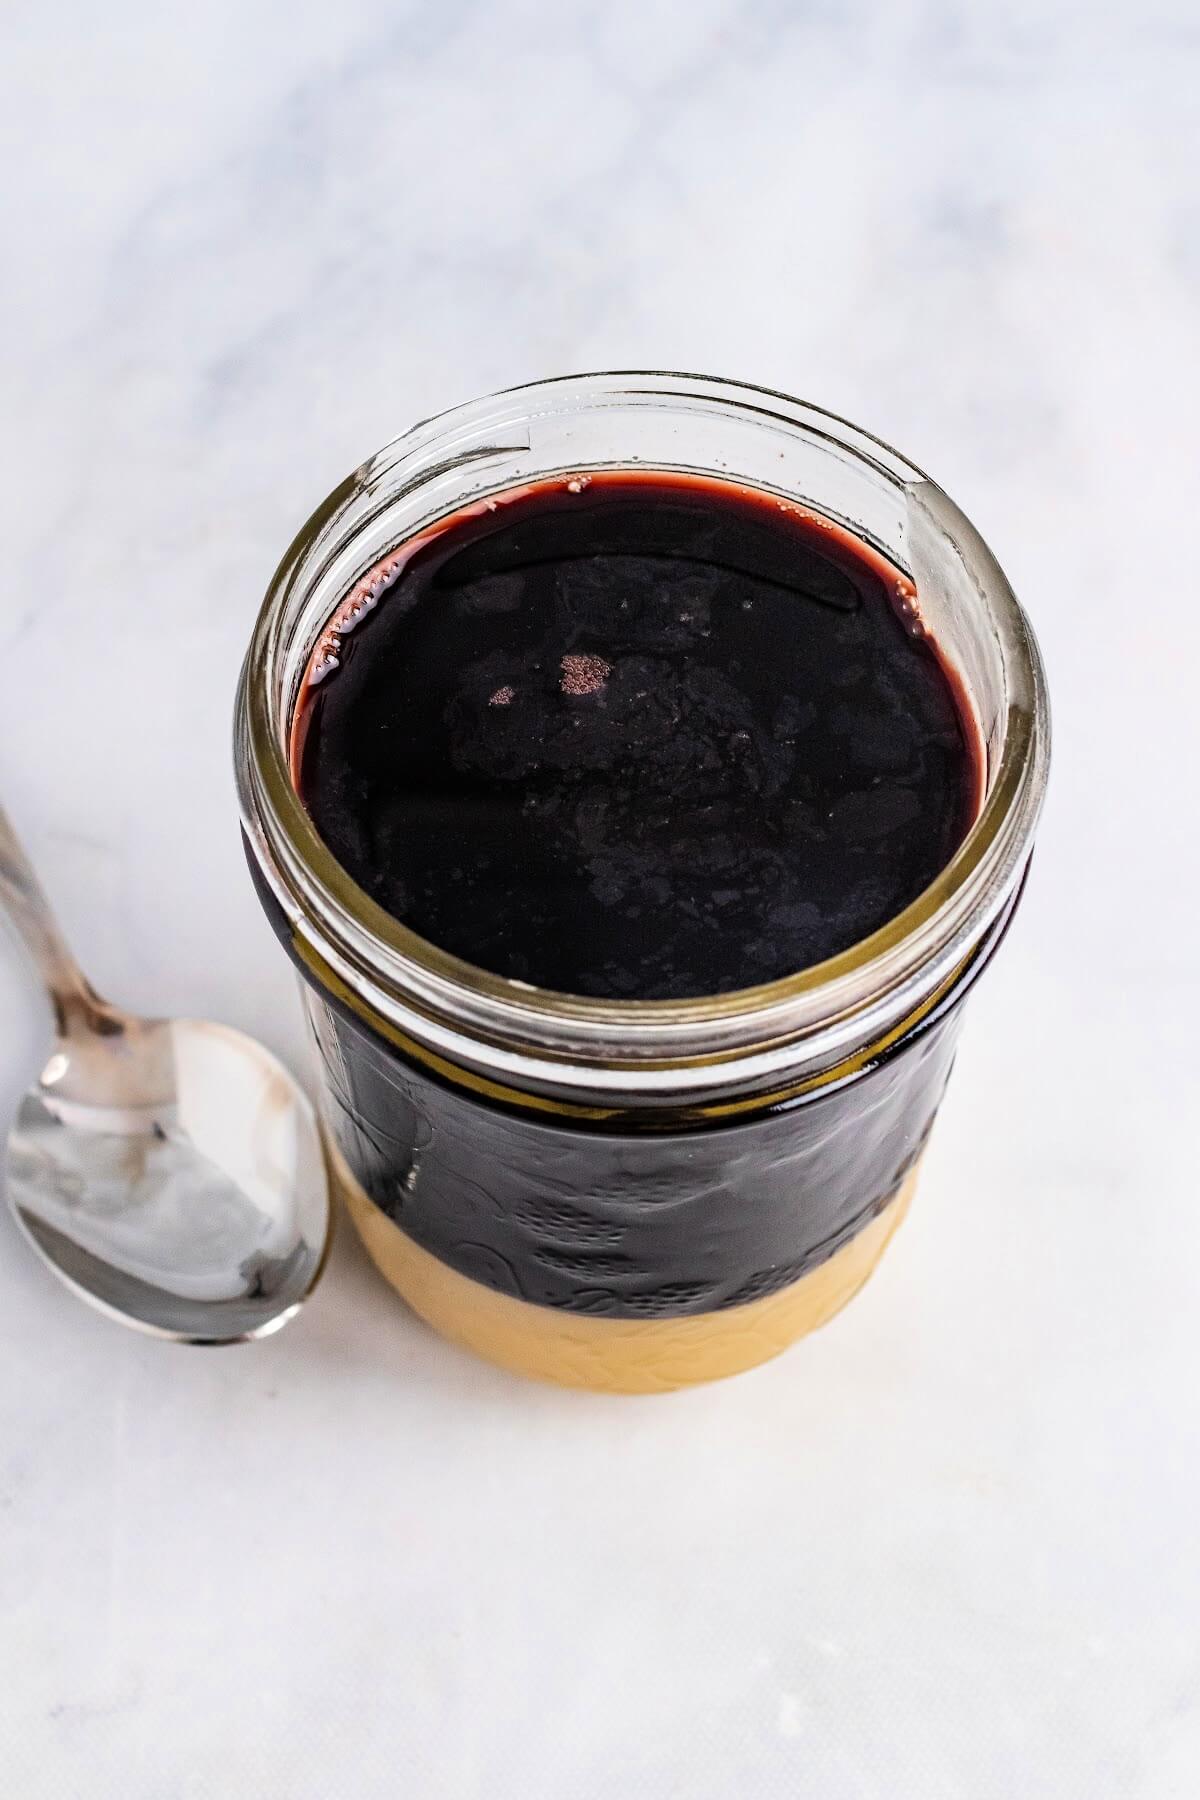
1, 803, 329, 1343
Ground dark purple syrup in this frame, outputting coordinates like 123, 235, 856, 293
293, 472, 981, 999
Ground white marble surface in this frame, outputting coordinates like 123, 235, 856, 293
2, 3, 1198, 1794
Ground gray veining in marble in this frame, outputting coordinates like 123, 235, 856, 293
1, 3, 1198, 1795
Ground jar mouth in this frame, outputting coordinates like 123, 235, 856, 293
236, 370, 1049, 1089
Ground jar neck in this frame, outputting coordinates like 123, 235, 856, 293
245, 833, 1024, 1120
235, 372, 1049, 1105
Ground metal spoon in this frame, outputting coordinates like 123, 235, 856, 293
1, 804, 329, 1342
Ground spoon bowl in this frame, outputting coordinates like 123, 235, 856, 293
7, 1017, 329, 1342
1, 805, 330, 1342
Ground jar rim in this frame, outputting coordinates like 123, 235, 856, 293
235, 370, 1049, 1092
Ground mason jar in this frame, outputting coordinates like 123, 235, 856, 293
234, 372, 1049, 1393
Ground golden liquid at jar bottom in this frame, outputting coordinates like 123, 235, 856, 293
328, 1132, 917, 1394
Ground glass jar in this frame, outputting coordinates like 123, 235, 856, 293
234, 372, 1049, 1392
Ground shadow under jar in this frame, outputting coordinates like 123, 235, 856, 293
235, 373, 1049, 1393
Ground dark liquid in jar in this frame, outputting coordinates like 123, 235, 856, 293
292, 472, 983, 998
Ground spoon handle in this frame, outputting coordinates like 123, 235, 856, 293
0, 804, 117, 1038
